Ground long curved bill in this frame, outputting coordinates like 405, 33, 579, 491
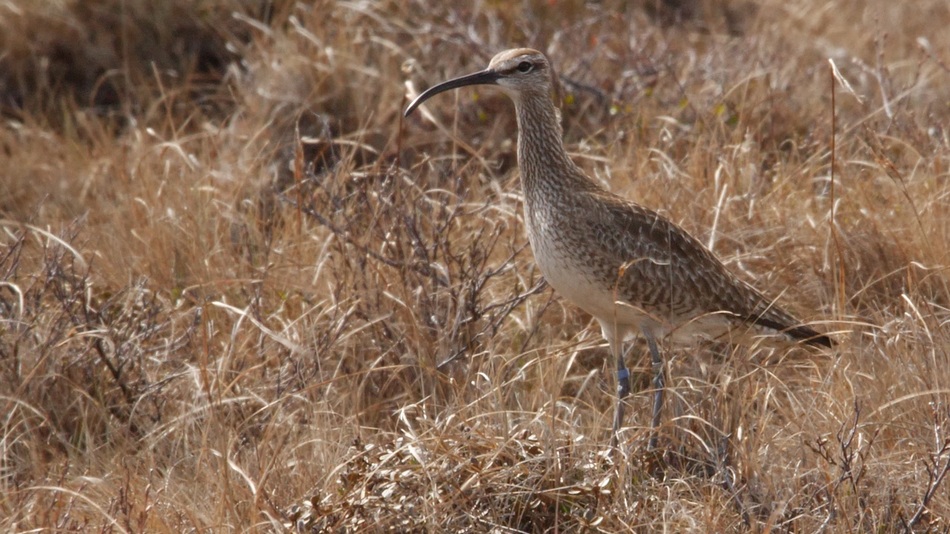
404, 69, 501, 117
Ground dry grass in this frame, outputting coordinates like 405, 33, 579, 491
1, 0, 949, 531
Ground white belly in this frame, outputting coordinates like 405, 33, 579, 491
526, 211, 652, 334
526, 207, 735, 345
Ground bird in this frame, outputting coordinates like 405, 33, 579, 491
404, 48, 832, 450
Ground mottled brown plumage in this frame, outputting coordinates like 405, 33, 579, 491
405, 48, 831, 449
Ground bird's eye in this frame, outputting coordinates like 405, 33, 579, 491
517, 61, 533, 73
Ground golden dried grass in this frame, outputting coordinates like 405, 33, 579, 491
0, 0, 948, 531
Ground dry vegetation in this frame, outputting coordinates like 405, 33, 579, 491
1, 0, 949, 531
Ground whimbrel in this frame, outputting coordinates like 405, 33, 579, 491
405, 48, 831, 449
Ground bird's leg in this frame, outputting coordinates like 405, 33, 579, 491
645, 333, 664, 450
610, 335, 631, 450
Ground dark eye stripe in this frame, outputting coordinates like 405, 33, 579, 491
503, 60, 541, 75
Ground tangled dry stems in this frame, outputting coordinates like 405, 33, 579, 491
1, 0, 949, 531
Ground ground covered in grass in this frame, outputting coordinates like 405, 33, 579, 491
1, 0, 948, 531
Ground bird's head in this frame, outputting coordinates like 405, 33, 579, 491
404, 48, 557, 117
